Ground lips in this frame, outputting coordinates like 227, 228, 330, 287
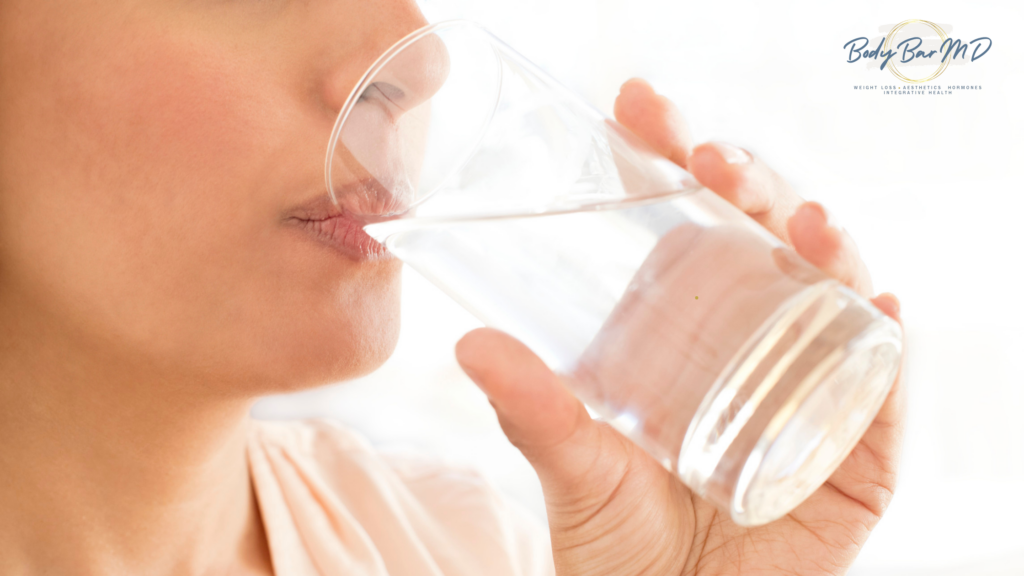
285, 179, 407, 262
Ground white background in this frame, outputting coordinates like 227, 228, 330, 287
254, 1, 1024, 573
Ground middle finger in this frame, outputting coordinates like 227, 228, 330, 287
686, 142, 804, 245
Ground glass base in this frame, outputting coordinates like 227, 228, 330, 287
677, 279, 902, 526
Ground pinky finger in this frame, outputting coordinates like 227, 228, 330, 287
871, 293, 901, 322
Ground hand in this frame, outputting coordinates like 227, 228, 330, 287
455, 78, 905, 575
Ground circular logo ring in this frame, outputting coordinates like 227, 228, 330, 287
883, 19, 951, 83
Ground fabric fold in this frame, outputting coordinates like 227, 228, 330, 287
247, 418, 555, 576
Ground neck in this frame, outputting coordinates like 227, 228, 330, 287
0, 292, 272, 575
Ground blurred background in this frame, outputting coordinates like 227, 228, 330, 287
254, 0, 1024, 573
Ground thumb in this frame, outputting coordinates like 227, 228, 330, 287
454, 328, 633, 496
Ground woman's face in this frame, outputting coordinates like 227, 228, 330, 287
0, 0, 431, 390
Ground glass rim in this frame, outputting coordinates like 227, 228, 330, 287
323, 19, 489, 205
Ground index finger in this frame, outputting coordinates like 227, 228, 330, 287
614, 78, 693, 169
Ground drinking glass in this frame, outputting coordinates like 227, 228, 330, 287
325, 20, 903, 527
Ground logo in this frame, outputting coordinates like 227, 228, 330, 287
844, 20, 992, 83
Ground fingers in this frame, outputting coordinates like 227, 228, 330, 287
614, 79, 887, 324
692, 142, 875, 297
455, 327, 582, 454
613, 78, 799, 242
871, 292, 900, 321
687, 142, 804, 245
614, 78, 693, 169
865, 292, 905, 432
787, 201, 875, 297
455, 328, 633, 494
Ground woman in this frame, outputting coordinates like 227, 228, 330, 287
0, 0, 903, 574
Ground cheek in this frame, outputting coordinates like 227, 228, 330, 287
2, 12, 397, 385
38, 15, 278, 263
96, 33, 272, 216
57, 29, 283, 335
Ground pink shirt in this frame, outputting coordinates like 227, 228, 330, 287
248, 419, 556, 576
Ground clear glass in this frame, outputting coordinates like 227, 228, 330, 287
325, 20, 903, 526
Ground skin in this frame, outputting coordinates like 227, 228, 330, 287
0, 1, 903, 574
0, 1, 428, 575
457, 79, 905, 576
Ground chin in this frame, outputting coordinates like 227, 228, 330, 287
334, 311, 402, 383
261, 283, 403, 394
240, 321, 399, 396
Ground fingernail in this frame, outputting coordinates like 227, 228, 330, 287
619, 78, 654, 99
805, 201, 840, 229
709, 141, 752, 165
880, 292, 901, 317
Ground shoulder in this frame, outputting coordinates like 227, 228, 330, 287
249, 418, 554, 576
